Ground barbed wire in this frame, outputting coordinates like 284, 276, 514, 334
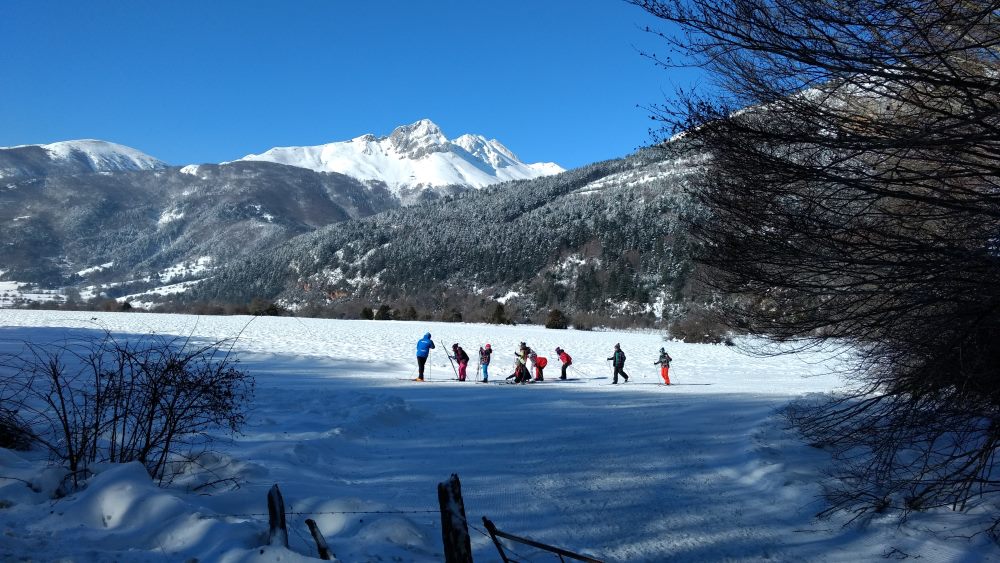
288, 514, 315, 550
223, 508, 439, 519
469, 522, 535, 562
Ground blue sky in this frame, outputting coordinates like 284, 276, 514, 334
0, 1, 698, 169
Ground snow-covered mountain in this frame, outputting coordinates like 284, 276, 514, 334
0, 140, 167, 179
234, 119, 564, 194
0, 161, 398, 291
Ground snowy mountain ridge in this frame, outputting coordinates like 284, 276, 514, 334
234, 119, 564, 193
32, 139, 166, 171
0, 139, 166, 179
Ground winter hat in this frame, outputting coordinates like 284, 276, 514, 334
485, 344, 491, 349
614, 343, 621, 350
555, 347, 562, 353
452, 343, 458, 349
660, 347, 665, 353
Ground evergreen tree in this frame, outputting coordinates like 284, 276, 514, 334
490, 303, 509, 325
545, 309, 569, 329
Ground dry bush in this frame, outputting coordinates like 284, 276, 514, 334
0, 332, 254, 489
0, 406, 32, 451
667, 307, 730, 344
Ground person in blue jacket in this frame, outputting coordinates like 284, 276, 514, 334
416, 332, 436, 381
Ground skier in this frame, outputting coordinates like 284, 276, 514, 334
479, 344, 492, 382
415, 332, 435, 381
513, 342, 532, 384
506, 356, 521, 383
555, 347, 572, 380
450, 343, 470, 381
653, 347, 673, 385
607, 343, 629, 384
531, 351, 547, 381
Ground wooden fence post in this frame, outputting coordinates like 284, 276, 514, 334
267, 484, 288, 548
482, 517, 511, 562
481, 516, 604, 563
305, 518, 335, 560
438, 473, 473, 563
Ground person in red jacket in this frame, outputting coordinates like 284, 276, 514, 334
531, 352, 547, 381
555, 347, 572, 380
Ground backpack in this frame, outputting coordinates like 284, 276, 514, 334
615, 351, 626, 366
536, 356, 548, 368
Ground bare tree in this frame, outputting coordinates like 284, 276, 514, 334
630, 0, 1000, 532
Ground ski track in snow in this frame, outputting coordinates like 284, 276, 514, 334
0, 310, 996, 562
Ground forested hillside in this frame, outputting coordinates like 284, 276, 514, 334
0, 162, 397, 288
189, 148, 704, 323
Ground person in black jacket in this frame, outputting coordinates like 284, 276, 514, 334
450, 343, 470, 381
607, 343, 629, 384
654, 347, 672, 385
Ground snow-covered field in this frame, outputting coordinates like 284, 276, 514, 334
0, 310, 996, 562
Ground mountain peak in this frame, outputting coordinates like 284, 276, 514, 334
453, 134, 520, 168
387, 119, 448, 157
236, 120, 564, 193
393, 118, 442, 137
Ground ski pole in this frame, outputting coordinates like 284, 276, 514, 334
447, 350, 459, 379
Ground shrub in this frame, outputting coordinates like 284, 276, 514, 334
94, 299, 133, 313
248, 297, 284, 316
0, 333, 254, 488
0, 407, 32, 451
360, 307, 374, 320
545, 309, 570, 330
668, 307, 730, 344
490, 303, 511, 325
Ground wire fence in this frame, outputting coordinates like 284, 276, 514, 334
227, 480, 601, 563
223, 508, 440, 519
467, 522, 534, 563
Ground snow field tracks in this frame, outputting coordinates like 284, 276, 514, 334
2, 311, 990, 561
